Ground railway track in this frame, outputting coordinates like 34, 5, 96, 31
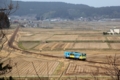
7, 26, 120, 65
8, 26, 63, 58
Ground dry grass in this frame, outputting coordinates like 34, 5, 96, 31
2, 21, 120, 79
47, 35, 78, 41
77, 37, 106, 41
2, 57, 59, 77
19, 41, 39, 49
107, 37, 120, 41
73, 42, 109, 49
110, 43, 120, 49
19, 34, 52, 41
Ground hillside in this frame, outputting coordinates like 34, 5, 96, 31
10, 1, 120, 19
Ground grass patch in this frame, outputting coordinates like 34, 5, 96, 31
18, 41, 40, 50
53, 62, 64, 75
18, 41, 26, 50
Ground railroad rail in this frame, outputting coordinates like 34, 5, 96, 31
7, 26, 120, 65
8, 26, 63, 58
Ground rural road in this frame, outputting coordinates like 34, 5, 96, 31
7, 26, 64, 58
7, 26, 118, 65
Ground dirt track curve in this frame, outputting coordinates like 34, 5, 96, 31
7, 26, 120, 65
8, 26, 63, 58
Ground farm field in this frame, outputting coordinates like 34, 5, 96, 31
19, 41, 39, 49
110, 43, 120, 49
2, 57, 59, 77
47, 35, 78, 41
21, 42, 111, 50
34, 42, 74, 50
65, 62, 119, 75
73, 42, 109, 49
107, 37, 120, 41
19, 32, 33, 37
19, 34, 53, 41
1, 21, 120, 80
77, 36, 106, 41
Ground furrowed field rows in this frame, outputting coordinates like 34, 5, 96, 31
107, 37, 120, 41
77, 37, 106, 41
65, 63, 116, 75
66, 57, 120, 75
34, 42, 111, 50
55, 42, 66, 50
34, 42, 74, 50
19, 34, 52, 41
47, 35, 78, 41
73, 43, 109, 49
66, 64, 76, 74
34, 42, 56, 50
19, 32, 33, 37
110, 43, 120, 49
4, 58, 59, 77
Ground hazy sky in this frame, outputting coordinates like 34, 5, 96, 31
20, 0, 120, 7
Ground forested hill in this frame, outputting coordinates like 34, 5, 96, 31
12, 1, 120, 19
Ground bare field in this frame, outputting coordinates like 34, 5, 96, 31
73, 43, 109, 49
33, 42, 109, 50
20, 41, 39, 49
65, 62, 119, 75
19, 34, 53, 41
3, 21, 120, 79
47, 35, 78, 41
35, 42, 56, 50
19, 32, 33, 37
34, 42, 74, 50
3, 58, 59, 77
66, 63, 96, 75
52, 42, 65, 50
77, 36, 106, 41
110, 43, 120, 49
107, 37, 120, 41
62, 31, 101, 34
16, 22, 120, 51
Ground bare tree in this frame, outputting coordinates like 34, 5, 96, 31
91, 54, 120, 80
103, 54, 120, 80
0, 0, 18, 51
0, 0, 18, 77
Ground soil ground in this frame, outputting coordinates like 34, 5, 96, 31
0, 21, 120, 80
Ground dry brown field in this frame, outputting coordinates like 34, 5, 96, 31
73, 42, 109, 49
19, 32, 33, 37
18, 21, 120, 51
34, 42, 74, 50
77, 36, 106, 41
20, 34, 52, 41
47, 35, 78, 41
107, 37, 120, 41
110, 43, 120, 49
65, 62, 120, 75
1, 21, 120, 80
20, 41, 39, 49
2, 57, 59, 77
35, 42, 56, 50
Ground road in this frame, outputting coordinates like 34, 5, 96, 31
7, 26, 119, 65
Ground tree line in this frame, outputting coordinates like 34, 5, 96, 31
10, 1, 120, 20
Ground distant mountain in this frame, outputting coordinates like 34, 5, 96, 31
10, 1, 120, 19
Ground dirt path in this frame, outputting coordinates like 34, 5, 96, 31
7, 27, 120, 66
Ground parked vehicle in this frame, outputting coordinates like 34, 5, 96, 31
103, 28, 120, 35
64, 51, 86, 60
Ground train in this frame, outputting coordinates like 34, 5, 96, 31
64, 51, 86, 60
